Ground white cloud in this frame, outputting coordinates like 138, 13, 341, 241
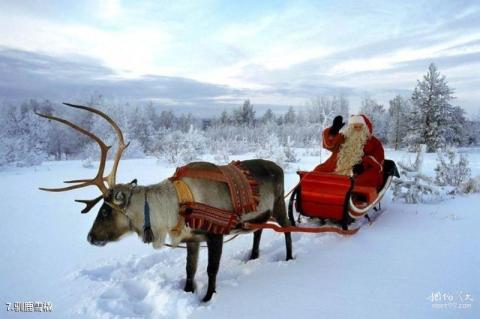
329, 33, 480, 75
0, 13, 172, 77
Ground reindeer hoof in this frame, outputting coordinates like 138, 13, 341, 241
202, 290, 216, 302
249, 250, 259, 260
184, 281, 195, 293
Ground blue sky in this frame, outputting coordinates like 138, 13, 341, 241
0, 0, 479, 115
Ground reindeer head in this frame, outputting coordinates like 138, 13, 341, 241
36, 103, 134, 246
87, 180, 139, 246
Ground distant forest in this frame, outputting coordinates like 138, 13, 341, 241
1, 63, 479, 167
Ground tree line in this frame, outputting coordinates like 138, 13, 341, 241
0, 63, 478, 167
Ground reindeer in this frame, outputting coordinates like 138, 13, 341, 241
36, 103, 293, 302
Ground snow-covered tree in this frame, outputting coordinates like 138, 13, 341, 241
158, 110, 175, 130
128, 106, 155, 154
123, 139, 146, 159
255, 133, 286, 168
434, 147, 471, 186
218, 110, 231, 126
177, 113, 194, 133
233, 100, 256, 127
160, 127, 207, 165
360, 97, 388, 142
0, 100, 52, 165
387, 95, 410, 150
283, 107, 296, 125
19, 109, 48, 166
392, 145, 443, 203
465, 117, 480, 146
145, 102, 161, 130
261, 108, 275, 124
456, 176, 480, 194
305, 95, 346, 160
447, 106, 467, 146
283, 136, 298, 163
334, 94, 350, 119
405, 63, 457, 152
306, 95, 348, 125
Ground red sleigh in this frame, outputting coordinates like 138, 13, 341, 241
288, 160, 399, 230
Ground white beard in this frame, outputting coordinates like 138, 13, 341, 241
335, 125, 370, 176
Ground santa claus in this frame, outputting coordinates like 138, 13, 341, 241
314, 114, 384, 189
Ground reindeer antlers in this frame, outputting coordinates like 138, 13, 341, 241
75, 195, 105, 214
62, 103, 130, 187
35, 103, 129, 213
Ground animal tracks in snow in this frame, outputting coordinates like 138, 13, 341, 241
71, 233, 306, 319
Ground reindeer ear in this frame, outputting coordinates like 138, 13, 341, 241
130, 179, 137, 187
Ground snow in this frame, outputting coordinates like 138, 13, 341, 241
1, 148, 479, 318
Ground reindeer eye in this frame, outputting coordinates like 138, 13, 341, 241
101, 208, 110, 217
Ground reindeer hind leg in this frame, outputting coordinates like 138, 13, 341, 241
273, 196, 293, 261
184, 241, 200, 293
203, 233, 223, 302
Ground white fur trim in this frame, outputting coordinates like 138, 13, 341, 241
348, 115, 366, 126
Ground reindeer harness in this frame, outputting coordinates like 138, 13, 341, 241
169, 161, 260, 235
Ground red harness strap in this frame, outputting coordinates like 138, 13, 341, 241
171, 161, 259, 235
180, 202, 240, 235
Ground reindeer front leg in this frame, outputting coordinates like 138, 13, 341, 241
184, 241, 200, 293
203, 233, 223, 302
249, 229, 263, 260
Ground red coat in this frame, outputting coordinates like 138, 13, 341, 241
314, 128, 385, 189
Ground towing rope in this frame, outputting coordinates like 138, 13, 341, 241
243, 222, 360, 235
164, 234, 241, 249
163, 221, 360, 249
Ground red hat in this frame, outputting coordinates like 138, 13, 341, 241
348, 114, 373, 134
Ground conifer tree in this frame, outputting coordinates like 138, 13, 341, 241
405, 63, 456, 152
360, 97, 388, 142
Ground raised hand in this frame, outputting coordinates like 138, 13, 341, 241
330, 115, 345, 135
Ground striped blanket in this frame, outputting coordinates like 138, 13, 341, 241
170, 161, 259, 234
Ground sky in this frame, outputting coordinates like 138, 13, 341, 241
0, 0, 479, 116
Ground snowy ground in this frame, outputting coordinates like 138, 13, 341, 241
1, 148, 479, 319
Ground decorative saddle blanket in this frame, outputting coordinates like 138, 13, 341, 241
170, 161, 259, 234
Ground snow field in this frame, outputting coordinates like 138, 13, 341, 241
0, 148, 479, 318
